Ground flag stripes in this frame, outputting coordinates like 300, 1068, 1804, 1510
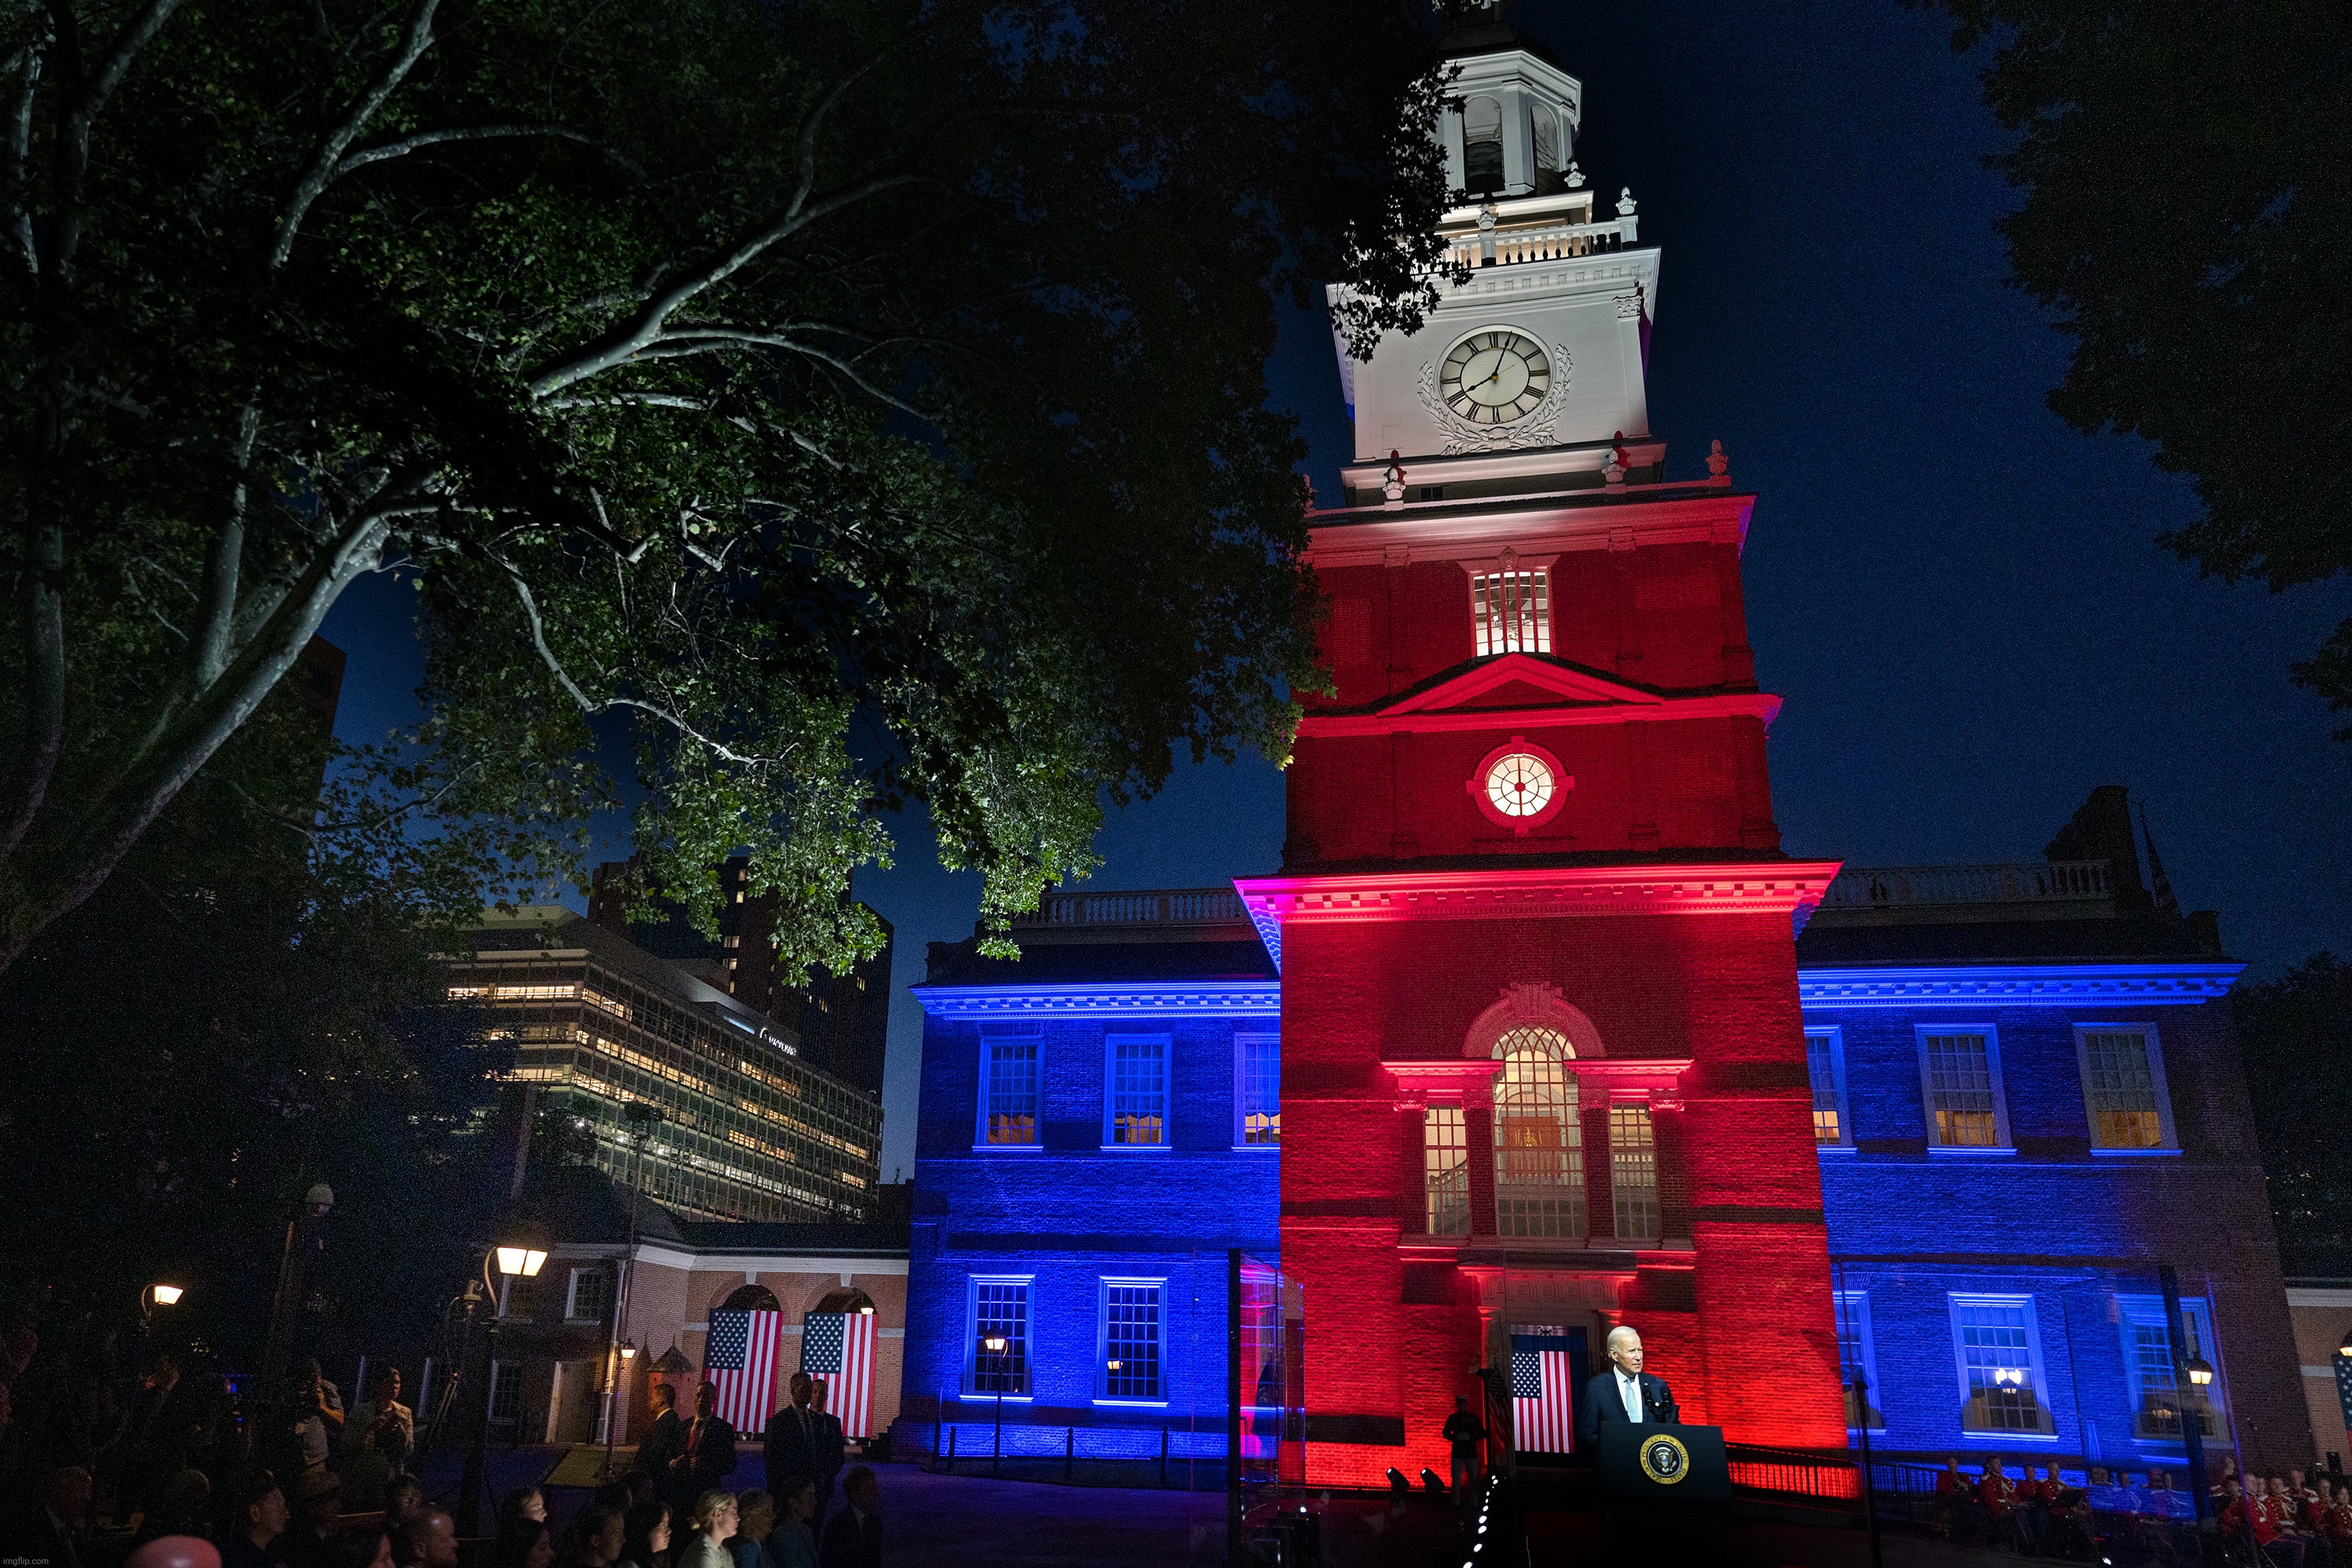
1512, 1327, 1578, 1455
704, 1309, 783, 1432
800, 1312, 878, 1439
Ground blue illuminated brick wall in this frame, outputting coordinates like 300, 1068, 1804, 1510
900, 957, 1281, 1457
1805, 992, 2310, 1469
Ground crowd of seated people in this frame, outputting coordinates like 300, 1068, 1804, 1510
1923, 1454, 2352, 1563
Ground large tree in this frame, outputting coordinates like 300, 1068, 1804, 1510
1915, 0, 2352, 739
0, 0, 1454, 976
2234, 953, 2352, 1275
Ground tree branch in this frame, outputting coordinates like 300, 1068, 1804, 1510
5, 34, 44, 274
334, 122, 646, 180
0, 514, 67, 864
50, 0, 188, 278
524, 169, 928, 395
270, 0, 439, 270
194, 401, 260, 688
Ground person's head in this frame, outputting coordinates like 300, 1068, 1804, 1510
2090, 1467, 2110, 1484
147, 1350, 182, 1388
1604, 1325, 1642, 1376
567, 1505, 625, 1568
651, 1382, 677, 1415
808, 1380, 828, 1413
502, 1487, 547, 1529
125, 1539, 221, 1568
1454, 1395, 1469, 1411
842, 1467, 877, 1516
1986, 1455, 2005, 1476
492, 1520, 554, 1568
688, 1493, 736, 1541
241, 1474, 289, 1544
1943, 1455, 1960, 1473
2321, 1478, 2337, 1500
789, 1372, 811, 1410
394, 1511, 459, 1568
776, 1476, 816, 1525
371, 1367, 402, 1406
2224, 1478, 2243, 1501
734, 1491, 773, 1542
621, 1501, 671, 1566
294, 1475, 341, 1534
2270, 1476, 2292, 1497
40, 1465, 93, 1525
694, 1382, 716, 1419
384, 1476, 426, 1527
164, 1467, 213, 1523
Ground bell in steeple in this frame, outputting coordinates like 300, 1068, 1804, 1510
1435, 3, 1581, 202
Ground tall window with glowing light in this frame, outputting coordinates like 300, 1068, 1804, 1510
1493, 1027, 1584, 1239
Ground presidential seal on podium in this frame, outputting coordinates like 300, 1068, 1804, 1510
1637, 1432, 1691, 1486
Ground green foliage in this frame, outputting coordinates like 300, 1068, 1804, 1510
0, 0, 1455, 975
1913, 0, 2352, 739
2234, 952, 2352, 1272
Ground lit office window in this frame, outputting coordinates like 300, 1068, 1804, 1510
1425, 1106, 1469, 1236
1922, 1032, 2002, 1148
2079, 1030, 2167, 1149
1472, 570, 1550, 656
1237, 1036, 1279, 1146
1951, 1295, 2053, 1435
2118, 1295, 2220, 1439
1109, 1036, 1167, 1146
1609, 1104, 1659, 1238
983, 1040, 1040, 1146
1102, 1283, 1164, 1401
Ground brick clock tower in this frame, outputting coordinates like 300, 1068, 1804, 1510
1235, 3, 1849, 1486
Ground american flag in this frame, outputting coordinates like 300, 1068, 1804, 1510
704, 1309, 783, 1432
801, 1312, 877, 1439
1512, 1325, 1584, 1457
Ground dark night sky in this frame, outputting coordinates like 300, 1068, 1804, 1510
320, 0, 2352, 1179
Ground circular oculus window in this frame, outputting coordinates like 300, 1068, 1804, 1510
1485, 751, 1555, 818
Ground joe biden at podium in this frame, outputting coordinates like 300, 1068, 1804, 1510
1577, 1325, 1680, 1451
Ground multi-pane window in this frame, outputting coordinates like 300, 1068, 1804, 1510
1472, 570, 1550, 656
1107, 1036, 1167, 1146
1922, 1031, 2004, 1148
968, 1279, 1029, 1396
982, 1038, 1040, 1146
1609, 1103, 1660, 1238
1236, 1036, 1279, 1146
1494, 1027, 1585, 1239
1833, 1291, 1884, 1432
490, 1362, 524, 1423
1951, 1295, 2053, 1435
2079, 1029, 2168, 1149
1806, 1030, 1849, 1146
2119, 1296, 2219, 1439
565, 1268, 608, 1323
1101, 1282, 1164, 1402
1425, 1105, 1470, 1236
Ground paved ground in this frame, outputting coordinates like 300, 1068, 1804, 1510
411, 1446, 2034, 1566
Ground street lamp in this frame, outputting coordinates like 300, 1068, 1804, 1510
457, 1225, 556, 1537
2338, 1327, 2352, 1360
981, 1334, 1009, 1474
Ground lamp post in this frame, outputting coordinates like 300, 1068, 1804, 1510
2158, 1264, 2213, 1530
981, 1334, 1008, 1474
456, 1232, 550, 1537
260, 1182, 335, 1410
601, 1102, 659, 1478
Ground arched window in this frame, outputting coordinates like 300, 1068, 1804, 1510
1532, 109, 1566, 196
1492, 1025, 1584, 1238
722, 1284, 782, 1313
1462, 96, 1504, 197
811, 1287, 875, 1316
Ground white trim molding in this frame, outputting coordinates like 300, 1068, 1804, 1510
1798, 964, 2242, 1009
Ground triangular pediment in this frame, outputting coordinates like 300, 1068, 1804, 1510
1374, 653, 1664, 717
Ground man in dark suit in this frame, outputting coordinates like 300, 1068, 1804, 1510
808, 1380, 847, 1519
633, 1383, 684, 1497
816, 1466, 880, 1568
667, 1382, 738, 1519
1577, 1325, 1679, 1452
762, 1373, 818, 1496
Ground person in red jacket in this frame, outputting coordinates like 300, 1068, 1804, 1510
1977, 1456, 2018, 1519
2223, 1479, 2291, 1566
1933, 1457, 1975, 1541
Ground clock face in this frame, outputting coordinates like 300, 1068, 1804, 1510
1484, 752, 1556, 818
1441, 330, 1552, 426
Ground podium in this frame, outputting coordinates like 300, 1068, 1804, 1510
1595, 1422, 1733, 1505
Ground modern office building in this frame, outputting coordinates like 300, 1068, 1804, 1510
440, 907, 883, 1223
589, 855, 895, 1098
